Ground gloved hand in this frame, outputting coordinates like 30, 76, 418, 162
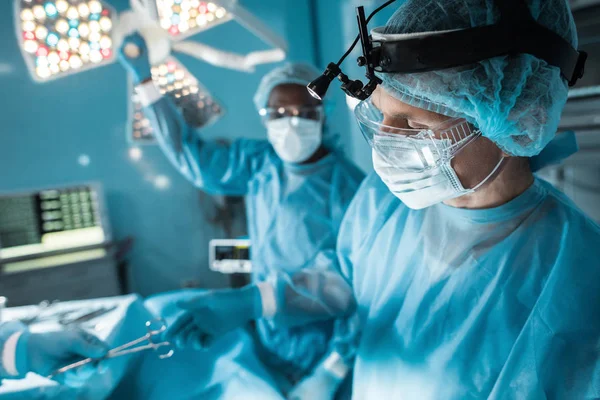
287, 357, 347, 400
25, 329, 109, 377
117, 32, 152, 84
164, 285, 263, 350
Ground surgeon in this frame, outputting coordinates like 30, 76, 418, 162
0, 321, 108, 380
309, 0, 600, 398
117, 35, 364, 396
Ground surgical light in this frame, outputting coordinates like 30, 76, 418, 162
16, 0, 287, 153
78, 3, 90, 18
15, 0, 116, 82
20, 9, 34, 21
78, 22, 90, 37
23, 40, 38, 53
55, 0, 68, 13
153, 0, 232, 39
89, 20, 100, 32
44, 2, 58, 18
46, 32, 59, 46
32, 5, 46, 20
36, 56, 49, 66
56, 38, 69, 51
68, 37, 80, 49
36, 66, 51, 78
89, 49, 103, 63
215, 7, 225, 19
79, 42, 90, 54
69, 55, 82, 68
66, 6, 79, 20
35, 25, 48, 40
99, 35, 112, 49
89, 0, 103, 14
23, 21, 36, 32
89, 31, 101, 42
36, 49, 48, 59
59, 59, 70, 71
128, 57, 224, 144
47, 50, 60, 64
55, 19, 69, 34
99, 16, 112, 31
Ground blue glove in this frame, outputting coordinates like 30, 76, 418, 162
117, 33, 152, 84
287, 358, 346, 400
164, 285, 263, 350
24, 329, 109, 377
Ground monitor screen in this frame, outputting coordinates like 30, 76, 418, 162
209, 239, 251, 274
0, 184, 107, 260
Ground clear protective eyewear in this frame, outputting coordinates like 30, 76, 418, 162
354, 98, 481, 171
259, 105, 324, 124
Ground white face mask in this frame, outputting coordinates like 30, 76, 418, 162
373, 149, 505, 210
267, 117, 322, 163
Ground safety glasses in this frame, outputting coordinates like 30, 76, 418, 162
354, 98, 481, 171
259, 105, 324, 124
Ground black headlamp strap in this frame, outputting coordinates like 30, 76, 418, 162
307, 0, 587, 101
495, 0, 532, 22
372, 0, 587, 86
497, 0, 585, 84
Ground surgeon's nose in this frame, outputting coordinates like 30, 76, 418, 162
381, 115, 410, 133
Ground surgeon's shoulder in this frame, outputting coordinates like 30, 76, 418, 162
533, 180, 600, 340
330, 153, 366, 188
229, 138, 275, 168
536, 178, 600, 241
229, 137, 272, 155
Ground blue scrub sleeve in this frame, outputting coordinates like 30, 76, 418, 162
143, 94, 269, 196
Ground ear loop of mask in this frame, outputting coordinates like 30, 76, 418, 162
468, 156, 506, 192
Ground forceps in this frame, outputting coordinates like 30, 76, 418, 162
49, 318, 174, 378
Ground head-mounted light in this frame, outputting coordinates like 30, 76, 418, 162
309, 0, 587, 101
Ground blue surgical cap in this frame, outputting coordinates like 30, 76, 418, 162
253, 63, 321, 111
379, 0, 578, 157
254, 63, 341, 152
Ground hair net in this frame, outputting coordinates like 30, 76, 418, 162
379, 0, 578, 157
253, 63, 321, 111
254, 63, 341, 152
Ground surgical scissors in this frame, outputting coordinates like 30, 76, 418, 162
49, 318, 174, 378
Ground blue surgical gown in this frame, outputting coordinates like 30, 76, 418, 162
143, 97, 364, 380
0, 322, 27, 381
337, 171, 600, 399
